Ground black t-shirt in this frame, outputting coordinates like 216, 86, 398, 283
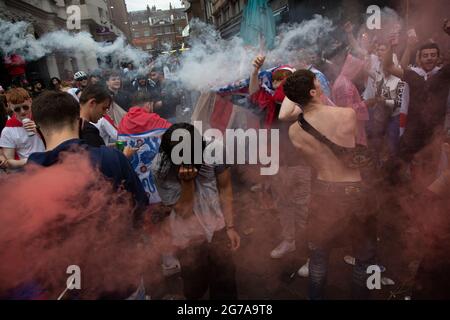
400, 64, 450, 160
110, 90, 132, 112
79, 119, 105, 148
150, 80, 182, 120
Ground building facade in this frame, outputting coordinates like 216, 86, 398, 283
0, 0, 124, 85
107, 0, 132, 41
187, 0, 408, 40
128, 5, 188, 55
182, 0, 211, 23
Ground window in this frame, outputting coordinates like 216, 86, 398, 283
141, 20, 148, 24
98, 8, 104, 19
144, 31, 150, 37
131, 21, 138, 25
133, 32, 140, 38
146, 44, 152, 50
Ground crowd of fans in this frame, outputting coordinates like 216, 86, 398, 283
0, 17, 449, 300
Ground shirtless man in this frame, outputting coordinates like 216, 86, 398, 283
280, 69, 376, 300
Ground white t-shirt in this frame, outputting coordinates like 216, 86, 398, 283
93, 117, 118, 145
0, 127, 45, 159
363, 53, 399, 100
380, 74, 404, 117
67, 88, 80, 102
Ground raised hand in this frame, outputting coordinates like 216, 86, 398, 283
252, 55, 266, 72
344, 21, 354, 34
178, 165, 198, 181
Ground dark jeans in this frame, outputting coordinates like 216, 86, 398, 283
178, 229, 237, 300
307, 180, 377, 300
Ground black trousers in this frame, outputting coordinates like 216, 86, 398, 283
178, 229, 237, 300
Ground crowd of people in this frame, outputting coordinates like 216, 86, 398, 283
0, 16, 449, 300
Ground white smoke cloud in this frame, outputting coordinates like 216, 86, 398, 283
173, 16, 336, 91
0, 18, 150, 71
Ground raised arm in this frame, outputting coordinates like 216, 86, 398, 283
384, 42, 405, 79
400, 32, 419, 71
217, 168, 240, 251
249, 55, 265, 96
279, 96, 302, 122
344, 22, 368, 58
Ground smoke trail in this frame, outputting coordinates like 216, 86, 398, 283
173, 16, 335, 91
0, 18, 150, 72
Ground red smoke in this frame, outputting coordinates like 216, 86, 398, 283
0, 151, 169, 299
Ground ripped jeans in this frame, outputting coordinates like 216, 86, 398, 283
307, 180, 377, 300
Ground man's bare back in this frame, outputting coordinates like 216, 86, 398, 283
288, 104, 362, 182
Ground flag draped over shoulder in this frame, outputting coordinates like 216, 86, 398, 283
191, 92, 261, 134
118, 107, 172, 204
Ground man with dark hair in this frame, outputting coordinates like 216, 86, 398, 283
25, 90, 147, 299
79, 84, 112, 148
118, 91, 172, 204
148, 67, 182, 122
151, 123, 240, 299
280, 69, 376, 300
384, 28, 450, 164
118, 91, 179, 276
132, 75, 152, 93
28, 90, 147, 225
249, 56, 312, 260
105, 71, 132, 112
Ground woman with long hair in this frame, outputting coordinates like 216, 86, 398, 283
48, 77, 62, 91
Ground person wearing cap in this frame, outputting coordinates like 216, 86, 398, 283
249, 56, 312, 260
4, 54, 26, 86
132, 75, 152, 93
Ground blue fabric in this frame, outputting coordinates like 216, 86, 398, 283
309, 66, 332, 98
28, 139, 147, 212
239, 0, 276, 50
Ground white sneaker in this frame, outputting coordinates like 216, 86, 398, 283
344, 255, 356, 265
381, 277, 395, 286
270, 240, 296, 259
297, 259, 309, 277
161, 254, 181, 277
250, 183, 263, 192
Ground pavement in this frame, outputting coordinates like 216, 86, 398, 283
148, 166, 422, 300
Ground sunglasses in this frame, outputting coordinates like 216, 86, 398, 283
13, 104, 30, 113
77, 77, 88, 81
